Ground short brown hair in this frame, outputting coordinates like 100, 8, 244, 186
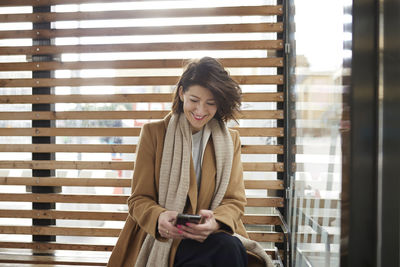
172, 57, 242, 123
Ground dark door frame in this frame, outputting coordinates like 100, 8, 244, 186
344, 0, 400, 266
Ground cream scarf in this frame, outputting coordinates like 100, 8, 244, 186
135, 113, 274, 267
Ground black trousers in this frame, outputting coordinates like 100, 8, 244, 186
174, 232, 248, 267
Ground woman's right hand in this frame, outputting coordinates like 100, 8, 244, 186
158, 210, 183, 239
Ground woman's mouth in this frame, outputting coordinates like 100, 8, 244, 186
192, 113, 205, 121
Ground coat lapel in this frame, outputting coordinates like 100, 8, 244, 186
197, 137, 216, 211
186, 159, 198, 214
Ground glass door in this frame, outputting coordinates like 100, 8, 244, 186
286, 1, 351, 266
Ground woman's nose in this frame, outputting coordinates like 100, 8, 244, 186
195, 103, 206, 113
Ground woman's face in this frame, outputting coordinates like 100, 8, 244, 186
179, 85, 217, 133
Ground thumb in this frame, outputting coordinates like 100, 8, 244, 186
199, 209, 213, 219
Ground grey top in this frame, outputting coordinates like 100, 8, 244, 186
192, 128, 204, 188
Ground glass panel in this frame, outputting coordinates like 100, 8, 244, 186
287, 0, 351, 266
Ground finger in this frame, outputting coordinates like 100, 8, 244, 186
178, 224, 203, 234
178, 225, 210, 239
159, 228, 169, 238
177, 225, 193, 236
173, 228, 185, 239
199, 209, 213, 219
162, 226, 185, 239
181, 230, 207, 242
181, 221, 212, 233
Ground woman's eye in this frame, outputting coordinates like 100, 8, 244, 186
207, 102, 216, 106
190, 99, 198, 103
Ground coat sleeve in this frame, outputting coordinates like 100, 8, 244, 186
127, 123, 167, 240
213, 130, 247, 233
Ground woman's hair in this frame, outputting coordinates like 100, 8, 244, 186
172, 57, 242, 123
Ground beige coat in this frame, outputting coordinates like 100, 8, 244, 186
108, 116, 264, 267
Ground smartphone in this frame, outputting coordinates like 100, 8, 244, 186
175, 213, 204, 225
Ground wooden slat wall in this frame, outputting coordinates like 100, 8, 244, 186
0, 0, 285, 265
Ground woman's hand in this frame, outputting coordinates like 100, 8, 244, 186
177, 209, 220, 242
158, 210, 184, 240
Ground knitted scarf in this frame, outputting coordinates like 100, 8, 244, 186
134, 113, 233, 267
135, 113, 274, 267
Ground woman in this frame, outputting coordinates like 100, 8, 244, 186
108, 57, 273, 267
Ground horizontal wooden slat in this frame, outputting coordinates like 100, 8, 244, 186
0, 58, 284, 71
0, 128, 142, 136
0, 40, 283, 56
0, 177, 283, 189
0, 210, 282, 225
0, 92, 284, 104
0, 193, 283, 207
240, 110, 284, 119
0, 127, 284, 137
244, 180, 284, 190
0, 144, 136, 153
0, 23, 284, 39
0, 93, 173, 104
0, 209, 127, 221
0, 225, 120, 237
0, 111, 170, 120
0, 110, 284, 120
236, 127, 284, 137
0, 245, 275, 263
0, 144, 281, 154
0, 193, 128, 204
0, 226, 286, 240
242, 162, 284, 172
242, 214, 282, 225
246, 197, 284, 207
0, 75, 283, 87
244, 92, 284, 102
247, 231, 284, 242
0, 253, 107, 266
241, 145, 284, 154
0, 243, 274, 261
0, 76, 176, 87
0, 177, 131, 187
0, 160, 281, 172
0, 251, 275, 267
0, 0, 212, 6
0, 6, 283, 23
0, 160, 134, 170
0, 241, 113, 251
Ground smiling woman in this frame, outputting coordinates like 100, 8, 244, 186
108, 57, 274, 267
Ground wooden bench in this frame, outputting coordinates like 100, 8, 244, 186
0, 176, 287, 266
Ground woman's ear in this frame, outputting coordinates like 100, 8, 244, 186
178, 86, 184, 102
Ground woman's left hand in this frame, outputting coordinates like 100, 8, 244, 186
177, 209, 220, 242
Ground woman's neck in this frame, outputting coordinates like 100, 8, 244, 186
192, 127, 203, 134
